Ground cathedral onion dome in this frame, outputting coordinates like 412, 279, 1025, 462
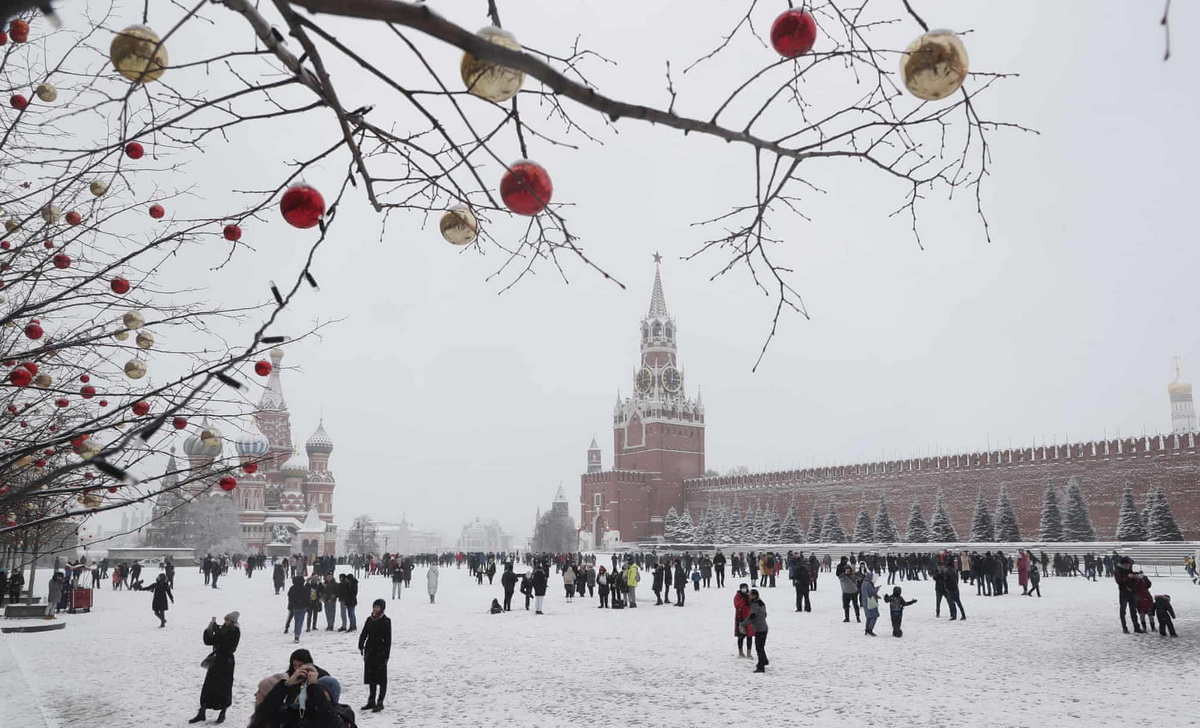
282, 461, 308, 479
305, 420, 333, 456
235, 432, 271, 458
1169, 378, 1192, 396
182, 424, 222, 459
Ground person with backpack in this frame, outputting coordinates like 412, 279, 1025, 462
358, 598, 391, 714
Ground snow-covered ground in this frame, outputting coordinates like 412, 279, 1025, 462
2, 562, 1198, 728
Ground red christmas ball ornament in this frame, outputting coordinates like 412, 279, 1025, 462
242, 462, 258, 474
6, 404, 15, 413
107, 486, 118, 493
8, 368, 31, 387
55, 397, 69, 408
279, 184, 325, 229
499, 160, 553, 216
80, 385, 96, 398
24, 322, 43, 340
71, 434, 89, 449
43, 448, 54, 456
254, 360, 272, 377
80, 374, 90, 383
10, 94, 27, 110
172, 416, 188, 429
223, 224, 242, 241
21, 362, 37, 375
19, 421, 28, 428
65, 211, 82, 226
98, 399, 108, 407
0, 30, 8, 45
131, 400, 150, 416
9, 19, 28, 43
110, 276, 131, 295
218, 475, 237, 491
770, 9, 818, 58
34, 458, 45, 467
124, 141, 144, 159
148, 204, 165, 219
52, 253, 71, 269
1, 241, 9, 250
84, 472, 94, 480
42, 241, 53, 250
48, 425, 57, 431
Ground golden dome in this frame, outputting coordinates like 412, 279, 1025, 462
1169, 379, 1192, 396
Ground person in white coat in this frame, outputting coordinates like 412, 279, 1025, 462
426, 564, 439, 604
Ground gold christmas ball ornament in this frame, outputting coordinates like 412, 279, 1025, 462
33, 373, 52, 387
79, 493, 103, 508
77, 441, 101, 460
5, 219, 20, 233
110, 24, 168, 84
41, 205, 61, 223
135, 331, 154, 350
439, 205, 478, 246
122, 311, 145, 329
15, 455, 32, 467
460, 26, 524, 103
112, 329, 130, 342
89, 180, 109, 197
124, 358, 147, 379
35, 83, 57, 102
200, 427, 221, 447
900, 29, 968, 101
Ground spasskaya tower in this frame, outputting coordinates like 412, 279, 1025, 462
580, 255, 706, 545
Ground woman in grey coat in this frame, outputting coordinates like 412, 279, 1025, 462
740, 589, 769, 673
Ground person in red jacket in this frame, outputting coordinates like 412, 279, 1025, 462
734, 583, 754, 658
1132, 572, 1155, 633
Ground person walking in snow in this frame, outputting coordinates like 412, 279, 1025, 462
859, 571, 880, 637
501, 563, 518, 611
287, 576, 308, 643
1026, 562, 1041, 598
149, 573, 174, 628
944, 563, 966, 619
739, 589, 769, 672
790, 558, 811, 613
625, 560, 640, 608
596, 566, 610, 608
426, 563, 440, 604
563, 562, 577, 602
673, 560, 687, 607
733, 583, 754, 658
359, 598, 391, 713
532, 564, 548, 614
1114, 556, 1142, 634
652, 563, 665, 605
189, 612, 240, 724
1154, 595, 1177, 637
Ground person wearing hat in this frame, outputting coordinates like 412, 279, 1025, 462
358, 598, 392, 713
189, 612, 240, 724
1114, 556, 1143, 633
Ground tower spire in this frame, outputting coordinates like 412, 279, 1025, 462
647, 252, 669, 319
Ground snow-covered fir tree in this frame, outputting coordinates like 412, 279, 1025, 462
874, 496, 900, 542
928, 489, 958, 542
1141, 488, 1158, 531
677, 508, 696, 543
905, 499, 930, 542
1038, 484, 1064, 542
663, 506, 681, 542
694, 506, 716, 544
852, 498, 875, 542
747, 503, 764, 543
993, 484, 1022, 542
779, 503, 804, 543
808, 502, 824, 543
1146, 486, 1185, 541
821, 496, 848, 542
1114, 483, 1148, 541
969, 490, 995, 541
1061, 477, 1096, 541
764, 506, 782, 543
727, 499, 744, 543
713, 504, 734, 544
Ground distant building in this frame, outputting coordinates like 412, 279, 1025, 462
1169, 358, 1197, 434
337, 514, 443, 555
457, 517, 513, 553
531, 485, 577, 553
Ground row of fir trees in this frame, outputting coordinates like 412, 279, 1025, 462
660, 477, 1185, 545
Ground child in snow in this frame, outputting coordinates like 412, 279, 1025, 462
1132, 572, 1155, 633
489, 598, 503, 614
882, 586, 917, 638
692, 568, 702, 592
1153, 595, 1177, 637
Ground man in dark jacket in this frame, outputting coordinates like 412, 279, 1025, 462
287, 577, 308, 643
338, 574, 358, 632
1114, 556, 1142, 633
274, 562, 287, 595
358, 598, 392, 713
791, 559, 810, 612
651, 564, 665, 605
673, 560, 687, 606
500, 563, 519, 611
713, 551, 726, 588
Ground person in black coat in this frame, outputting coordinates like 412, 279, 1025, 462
358, 598, 392, 713
149, 573, 174, 627
273, 562, 286, 595
500, 563, 518, 612
338, 573, 359, 632
190, 612, 241, 724
651, 564, 665, 605
673, 561, 687, 607
532, 566, 548, 615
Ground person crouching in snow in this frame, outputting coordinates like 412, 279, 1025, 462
882, 586, 917, 638
489, 598, 503, 614
1154, 595, 1177, 637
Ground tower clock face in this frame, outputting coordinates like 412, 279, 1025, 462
636, 367, 653, 393
661, 365, 681, 393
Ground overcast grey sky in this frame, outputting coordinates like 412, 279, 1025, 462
102, 1, 1200, 543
